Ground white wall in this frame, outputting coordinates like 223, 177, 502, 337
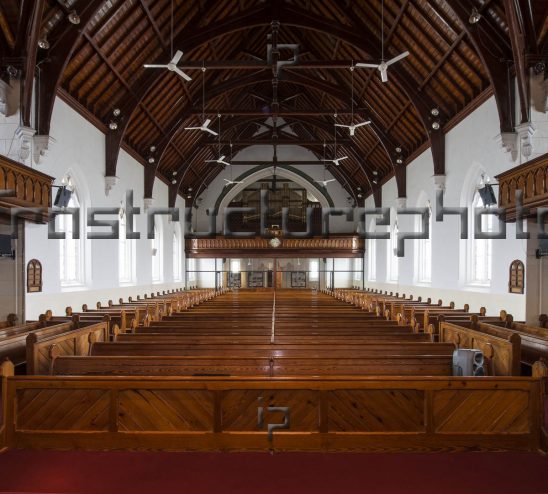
2, 99, 187, 319
2, 78, 546, 320
362, 95, 539, 320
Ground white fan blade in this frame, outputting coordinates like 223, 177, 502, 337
184, 127, 202, 131
339, 156, 349, 161
203, 119, 212, 127
205, 160, 217, 163
335, 124, 351, 128
355, 62, 379, 68
223, 179, 231, 182
171, 50, 184, 64
219, 161, 231, 166
144, 64, 167, 68
172, 67, 192, 81
354, 121, 372, 128
380, 67, 388, 83
219, 156, 226, 161
325, 179, 336, 183
386, 51, 409, 66
204, 128, 218, 136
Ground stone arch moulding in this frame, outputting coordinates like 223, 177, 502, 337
212, 165, 335, 232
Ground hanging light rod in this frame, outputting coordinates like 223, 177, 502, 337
189, 109, 361, 116
204, 139, 352, 146
228, 160, 341, 166
166, 60, 386, 70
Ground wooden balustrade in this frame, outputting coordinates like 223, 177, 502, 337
0, 154, 54, 222
186, 235, 364, 258
496, 153, 548, 220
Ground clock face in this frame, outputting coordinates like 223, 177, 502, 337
269, 237, 282, 248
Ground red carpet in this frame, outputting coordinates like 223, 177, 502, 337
0, 450, 546, 494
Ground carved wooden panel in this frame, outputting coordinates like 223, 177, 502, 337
16, 389, 110, 431
222, 389, 318, 431
118, 389, 214, 432
26, 259, 42, 293
509, 259, 525, 294
0, 155, 54, 218
496, 153, 548, 220
433, 389, 530, 433
327, 389, 425, 432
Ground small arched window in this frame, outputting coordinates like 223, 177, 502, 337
416, 201, 432, 283
59, 184, 83, 286
173, 227, 182, 282
508, 260, 525, 294
387, 220, 399, 282
470, 190, 494, 285
151, 224, 163, 283
27, 259, 42, 293
119, 212, 136, 284
367, 219, 376, 281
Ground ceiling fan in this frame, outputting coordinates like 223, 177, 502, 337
223, 179, 243, 186
335, 64, 371, 136
355, 0, 409, 83
142, 2, 191, 82
206, 117, 231, 166
143, 50, 192, 81
316, 179, 336, 187
184, 118, 218, 136
206, 155, 231, 166
185, 67, 218, 135
335, 121, 371, 136
323, 156, 348, 166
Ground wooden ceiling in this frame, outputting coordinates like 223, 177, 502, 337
0, 0, 546, 205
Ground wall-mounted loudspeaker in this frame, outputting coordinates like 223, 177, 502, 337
452, 349, 485, 376
54, 187, 72, 208
478, 184, 497, 206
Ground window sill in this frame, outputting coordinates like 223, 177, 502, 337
119, 281, 136, 287
60, 283, 87, 292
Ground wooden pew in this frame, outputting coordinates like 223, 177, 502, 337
439, 319, 521, 375
26, 320, 110, 375
51, 354, 453, 376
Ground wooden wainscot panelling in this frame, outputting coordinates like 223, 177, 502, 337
2, 376, 542, 453
496, 153, 548, 221
186, 236, 364, 258
0, 154, 54, 223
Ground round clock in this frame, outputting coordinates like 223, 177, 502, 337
269, 237, 282, 248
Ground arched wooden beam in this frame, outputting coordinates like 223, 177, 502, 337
144, 73, 389, 199
35, 0, 107, 135
444, 0, 515, 132
105, 2, 439, 180
13, 0, 45, 127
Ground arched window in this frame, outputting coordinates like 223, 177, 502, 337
59, 185, 83, 287
387, 220, 399, 282
119, 213, 136, 284
416, 201, 432, 283
470, 190, 493, 285
151, 224, 163, 283
367, 219, 377, 281
173, 227, 182, 282
309, 260, 319, 281
187, 258, 196, 282
353, 258, 362, 281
